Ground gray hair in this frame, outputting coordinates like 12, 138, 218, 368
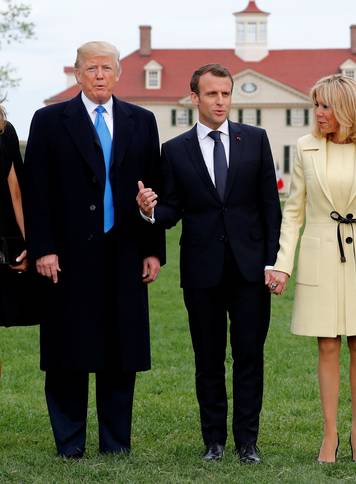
75, 41, 120, 73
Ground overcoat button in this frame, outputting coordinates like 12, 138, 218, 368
346, 213, 353, 219
89, 204, 96, 211
88, 234, 93, 241
219, 235, 226, 242
346, 237, 353, 244
92, 176, 97, 184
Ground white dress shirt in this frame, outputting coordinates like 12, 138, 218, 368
196, 119, 230, 185
141, 120, 230, 223
81, 92, 114, 137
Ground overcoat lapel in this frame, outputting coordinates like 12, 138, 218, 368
112, 97, 134, 167
62, 94, 105, 191
225, 121, 244, 201
309, 137, 334, 207
346, 146, 356, 208
184, 125, 220, 202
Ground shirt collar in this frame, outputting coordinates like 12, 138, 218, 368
197, 119, 229, 141
81, 92, 113, 118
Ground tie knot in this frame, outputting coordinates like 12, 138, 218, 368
95, 105, 106, 114
208, 131, 221, 142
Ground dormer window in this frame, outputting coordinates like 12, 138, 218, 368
148, 70, 159, 88
144, 60, 163, 90
340, 59, 356, 80
344, 69, 355, 79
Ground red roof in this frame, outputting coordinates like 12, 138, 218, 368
235, 1, 269, 15
45, 48, 356, 105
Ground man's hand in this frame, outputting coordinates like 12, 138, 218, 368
136, 180, 158, 217
265, 269, 289, 295
142, 256, 160, 284
36, 254, 61, 284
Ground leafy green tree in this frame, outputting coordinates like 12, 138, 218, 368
0, 0, 34, 94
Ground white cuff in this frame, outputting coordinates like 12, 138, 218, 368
140, 208, 155, 224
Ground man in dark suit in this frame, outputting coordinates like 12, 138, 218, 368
24, 41, 165, 458
137, 64, 281, 463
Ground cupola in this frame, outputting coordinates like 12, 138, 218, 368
233, 1, 269, 61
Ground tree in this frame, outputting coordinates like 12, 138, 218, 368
0, 0, 34, 94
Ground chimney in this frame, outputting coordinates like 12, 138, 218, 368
139, 25, 151, 56
351, 25, 356, 54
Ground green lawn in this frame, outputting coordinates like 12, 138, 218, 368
0, 223, 355, 483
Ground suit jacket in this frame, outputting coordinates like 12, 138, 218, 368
24, 94, 165, 371
274, 133, 356, 336
155, 121, 281, 288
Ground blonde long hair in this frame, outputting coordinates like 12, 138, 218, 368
311, 74, 356, 143
0, 101, 6, 133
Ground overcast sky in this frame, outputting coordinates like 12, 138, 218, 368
2, 0, 355, 139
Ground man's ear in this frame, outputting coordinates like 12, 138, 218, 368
74, 69, 81, 85
191, 91, 199, 107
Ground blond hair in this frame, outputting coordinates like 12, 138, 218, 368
0, 101, 6, 133
311, 74, 356, 143
74, 41, 120, 73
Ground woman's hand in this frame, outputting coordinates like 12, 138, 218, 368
9, 249, 28, 272
265, 269, 289, 295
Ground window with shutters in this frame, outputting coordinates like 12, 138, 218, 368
171, 109, 193, 127
238, 109, 261, 126
286, 109, 309, 127
283, 145, 297, 174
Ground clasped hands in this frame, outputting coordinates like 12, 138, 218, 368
136, 180, 290, 294
265, 269, 289, 295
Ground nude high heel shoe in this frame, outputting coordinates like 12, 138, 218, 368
317, 434, 339, 464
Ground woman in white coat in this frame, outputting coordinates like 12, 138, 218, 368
269, 74, 356, 463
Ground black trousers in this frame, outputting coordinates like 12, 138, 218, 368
45, 370, 136, 456
183, 244, 270, 447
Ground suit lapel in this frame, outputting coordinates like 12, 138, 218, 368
184, 126, 220, 201
62, 94, 105, 191
112, 97, 134, 167
224, 121, 244, 201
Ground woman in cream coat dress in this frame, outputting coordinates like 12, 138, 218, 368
269, 74, 356, 464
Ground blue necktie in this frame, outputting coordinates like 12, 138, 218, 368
94, 105, 114, 232
208, 131, 228, 200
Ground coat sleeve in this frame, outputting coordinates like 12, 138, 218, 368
140, 112, 166, 265
274, 138, 306, 275
154, 142, 184, 229
23, 110, 58, 261
258, 130, 282, 266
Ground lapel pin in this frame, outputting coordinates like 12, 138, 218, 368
236, 136, 241, 142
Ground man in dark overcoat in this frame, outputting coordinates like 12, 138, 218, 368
137, 64, 281, 463
24, 41, 165, 458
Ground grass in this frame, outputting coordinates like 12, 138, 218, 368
1, 223, 355, 483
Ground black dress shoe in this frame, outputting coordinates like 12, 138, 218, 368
236, 443, 261, 464
100, 447, 130, 456
58, 451, 84, 460
202, 443, 225, 461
